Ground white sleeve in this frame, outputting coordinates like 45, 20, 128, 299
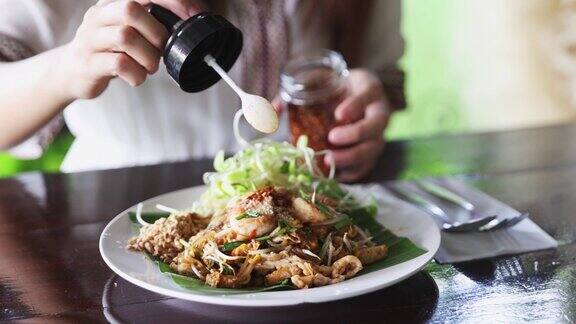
0, 0, 92, 159
0, 0, 92, 52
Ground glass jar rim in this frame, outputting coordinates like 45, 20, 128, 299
280, 49, 349, 105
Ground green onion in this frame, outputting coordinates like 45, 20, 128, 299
221, 241, 245, 252
280, 161, 289, 174
235, 210, 261, 220
315, 201, 332, 216
255, 221, 291, 242
299, 189, 310, 200
254, 235, 271, 242
334, 215, 352, 230
278, 218, 291, 229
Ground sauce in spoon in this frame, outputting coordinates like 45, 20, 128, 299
204, 55, 279, 134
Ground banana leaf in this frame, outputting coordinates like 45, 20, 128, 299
128, 206, 427, 294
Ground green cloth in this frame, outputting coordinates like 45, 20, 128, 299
0, 133, 73, 178
388, 0, 464, 140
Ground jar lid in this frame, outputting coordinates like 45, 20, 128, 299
150, 5, 243, 92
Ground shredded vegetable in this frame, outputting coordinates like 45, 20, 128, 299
135, 203, 146, 226
192, 135, 341, 216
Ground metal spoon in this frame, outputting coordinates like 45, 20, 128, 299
479, 213, 529, 232
390, 186, 497, 233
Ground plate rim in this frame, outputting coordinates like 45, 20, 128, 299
99, 184, 440, 307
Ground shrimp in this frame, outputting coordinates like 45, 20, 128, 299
331, 255, 363, 279
227, 187, 279, 238
291, 197, 328, 223
229, 213, 277, 238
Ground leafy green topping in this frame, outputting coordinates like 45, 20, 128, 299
254, 235, 272, 242
221, 241, 246, 252
235, 210, 261, 220
254, 219, 293, 242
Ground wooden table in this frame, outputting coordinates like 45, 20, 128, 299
1, 124, 575, 323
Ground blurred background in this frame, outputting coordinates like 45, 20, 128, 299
2, 0, 575, 177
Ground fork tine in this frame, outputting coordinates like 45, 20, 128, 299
488, 218, 509, 230
504, 213, 529, 227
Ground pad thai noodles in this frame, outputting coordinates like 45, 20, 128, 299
127, 136, 388, 289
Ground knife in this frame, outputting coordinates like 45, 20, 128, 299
417, 180, 475, 212
389, 185, 452, 223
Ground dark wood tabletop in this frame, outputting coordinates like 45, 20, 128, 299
1, 124, 576, 323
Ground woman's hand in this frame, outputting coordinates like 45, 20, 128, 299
326, 69, 390, 182
56, 0, 201, 100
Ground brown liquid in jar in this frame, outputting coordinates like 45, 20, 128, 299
287, 90, 345, 174
281, 51, 349, 175
288, 91, 344, 151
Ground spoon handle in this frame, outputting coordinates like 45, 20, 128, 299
204, 55, 244, 96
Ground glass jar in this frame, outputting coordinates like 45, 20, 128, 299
280, 50, 349, 172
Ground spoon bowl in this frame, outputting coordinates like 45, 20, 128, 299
240, 93, 279, 134
204, 54, 279, 134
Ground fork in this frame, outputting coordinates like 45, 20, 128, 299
479, 213, 529, 232
390, 185, 497, 233
418, 179, 529, 231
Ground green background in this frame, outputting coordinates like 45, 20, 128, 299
0, 1, 460, 178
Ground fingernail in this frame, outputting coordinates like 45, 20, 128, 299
328, 130, 341, 143
189, 3, 202, 16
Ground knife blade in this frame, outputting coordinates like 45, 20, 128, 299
418, 180, 475, 212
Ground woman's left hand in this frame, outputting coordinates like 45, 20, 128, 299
326, 69, 390, 182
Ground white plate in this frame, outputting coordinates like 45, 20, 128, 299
99, 185, 440, 307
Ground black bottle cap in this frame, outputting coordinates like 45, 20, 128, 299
149, 5, 243, 92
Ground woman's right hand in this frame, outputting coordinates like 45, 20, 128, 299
57, 0, 201, 100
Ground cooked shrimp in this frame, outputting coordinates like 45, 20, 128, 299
291, 197, 328, 223
227, 188, 279, 238
332, 255, 363, 279
230, 213, 277, 238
